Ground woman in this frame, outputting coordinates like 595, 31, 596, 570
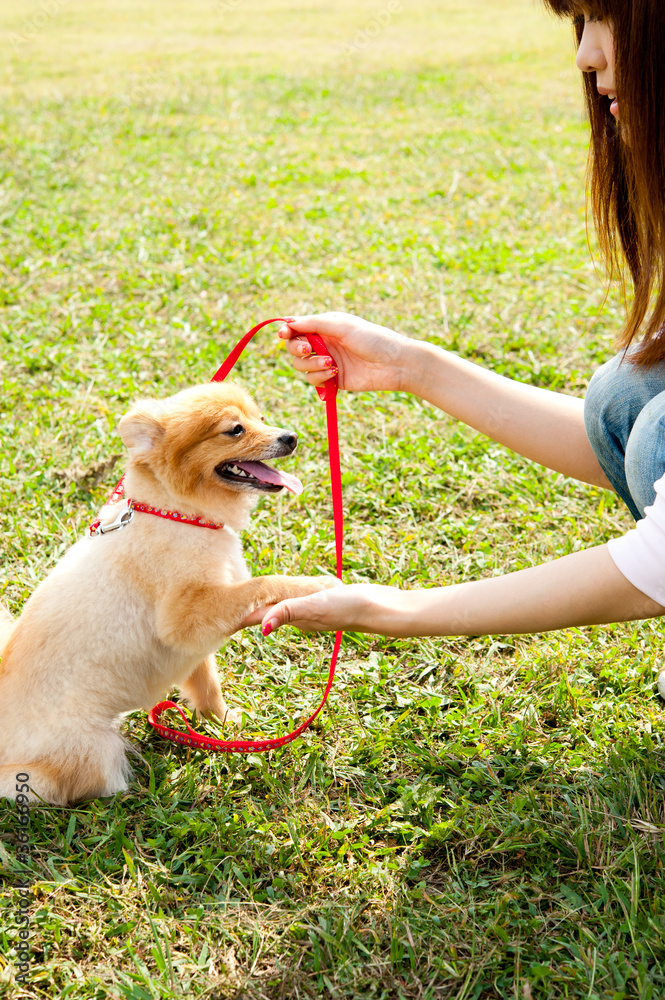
247, 2, 665, 641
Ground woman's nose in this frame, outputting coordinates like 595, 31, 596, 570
576, 23, 608, 74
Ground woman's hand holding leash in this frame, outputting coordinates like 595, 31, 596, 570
279, 313, 413, 393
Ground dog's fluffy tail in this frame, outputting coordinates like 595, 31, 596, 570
0, 604, 14, 658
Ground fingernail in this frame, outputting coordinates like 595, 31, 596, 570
299, 344, 312, 356
323, 357, 334, 368
262, 621, 276, 636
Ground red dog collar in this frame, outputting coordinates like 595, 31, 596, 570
130, 500, 224, 530
89, 495, 225, 535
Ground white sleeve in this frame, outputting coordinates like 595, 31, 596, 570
607, 472, 665, 606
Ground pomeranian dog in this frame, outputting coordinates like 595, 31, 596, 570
0, 382, 338, 805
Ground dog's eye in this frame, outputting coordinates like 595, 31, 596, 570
224, 424, 245, 437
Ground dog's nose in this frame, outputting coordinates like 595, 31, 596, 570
278, 431, 298, 453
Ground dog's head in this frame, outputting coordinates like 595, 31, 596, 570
118, 382, 302, 529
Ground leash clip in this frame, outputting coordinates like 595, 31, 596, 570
92, 506, 134, 536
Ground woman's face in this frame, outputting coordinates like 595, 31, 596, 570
576, 15, 618, 118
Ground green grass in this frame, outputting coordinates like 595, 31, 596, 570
2, 2, 665, 998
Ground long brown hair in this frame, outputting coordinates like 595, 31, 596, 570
542, 0, 665, 364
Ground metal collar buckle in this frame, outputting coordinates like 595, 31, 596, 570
91, 507, 134, 536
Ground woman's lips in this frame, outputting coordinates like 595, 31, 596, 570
599, 88, 619, 119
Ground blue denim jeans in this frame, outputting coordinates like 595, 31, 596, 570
584, 348, 665, 521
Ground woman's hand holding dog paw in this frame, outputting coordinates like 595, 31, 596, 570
258, 583, 410, 638
278, 313, 418, 394
235, 575, 342, 631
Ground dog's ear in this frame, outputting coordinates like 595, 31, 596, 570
118, 401, 166, 458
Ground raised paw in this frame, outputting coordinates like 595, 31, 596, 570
293, 575, 343, 597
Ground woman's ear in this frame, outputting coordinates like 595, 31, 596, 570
118, 401, 165, 459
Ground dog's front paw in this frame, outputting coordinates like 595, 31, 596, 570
315, 576, 343, 592
275, 575, 342, 601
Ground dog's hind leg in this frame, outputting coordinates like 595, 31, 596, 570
179, 656, 241, 725
0, 762, 76, 806
0, 731, 132, 805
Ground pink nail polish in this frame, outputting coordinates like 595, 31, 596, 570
262, 622, 273, 636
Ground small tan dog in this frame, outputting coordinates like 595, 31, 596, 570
0, 382, 337, 805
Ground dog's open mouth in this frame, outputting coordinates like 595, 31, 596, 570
215, 460, 303, 496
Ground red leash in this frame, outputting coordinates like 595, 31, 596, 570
146, 318, 344, 752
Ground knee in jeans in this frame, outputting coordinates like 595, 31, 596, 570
584, 351, 652, 449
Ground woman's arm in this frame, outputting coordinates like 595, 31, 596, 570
281, 314, 612, 488
253, 545, 665, 639
406, 340, 611, 488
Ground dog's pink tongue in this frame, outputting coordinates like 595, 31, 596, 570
237, 461, 303, 496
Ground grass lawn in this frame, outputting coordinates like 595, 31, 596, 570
2, 1, 665, 997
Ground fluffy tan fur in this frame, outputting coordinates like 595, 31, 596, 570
0, 382, 337, 805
